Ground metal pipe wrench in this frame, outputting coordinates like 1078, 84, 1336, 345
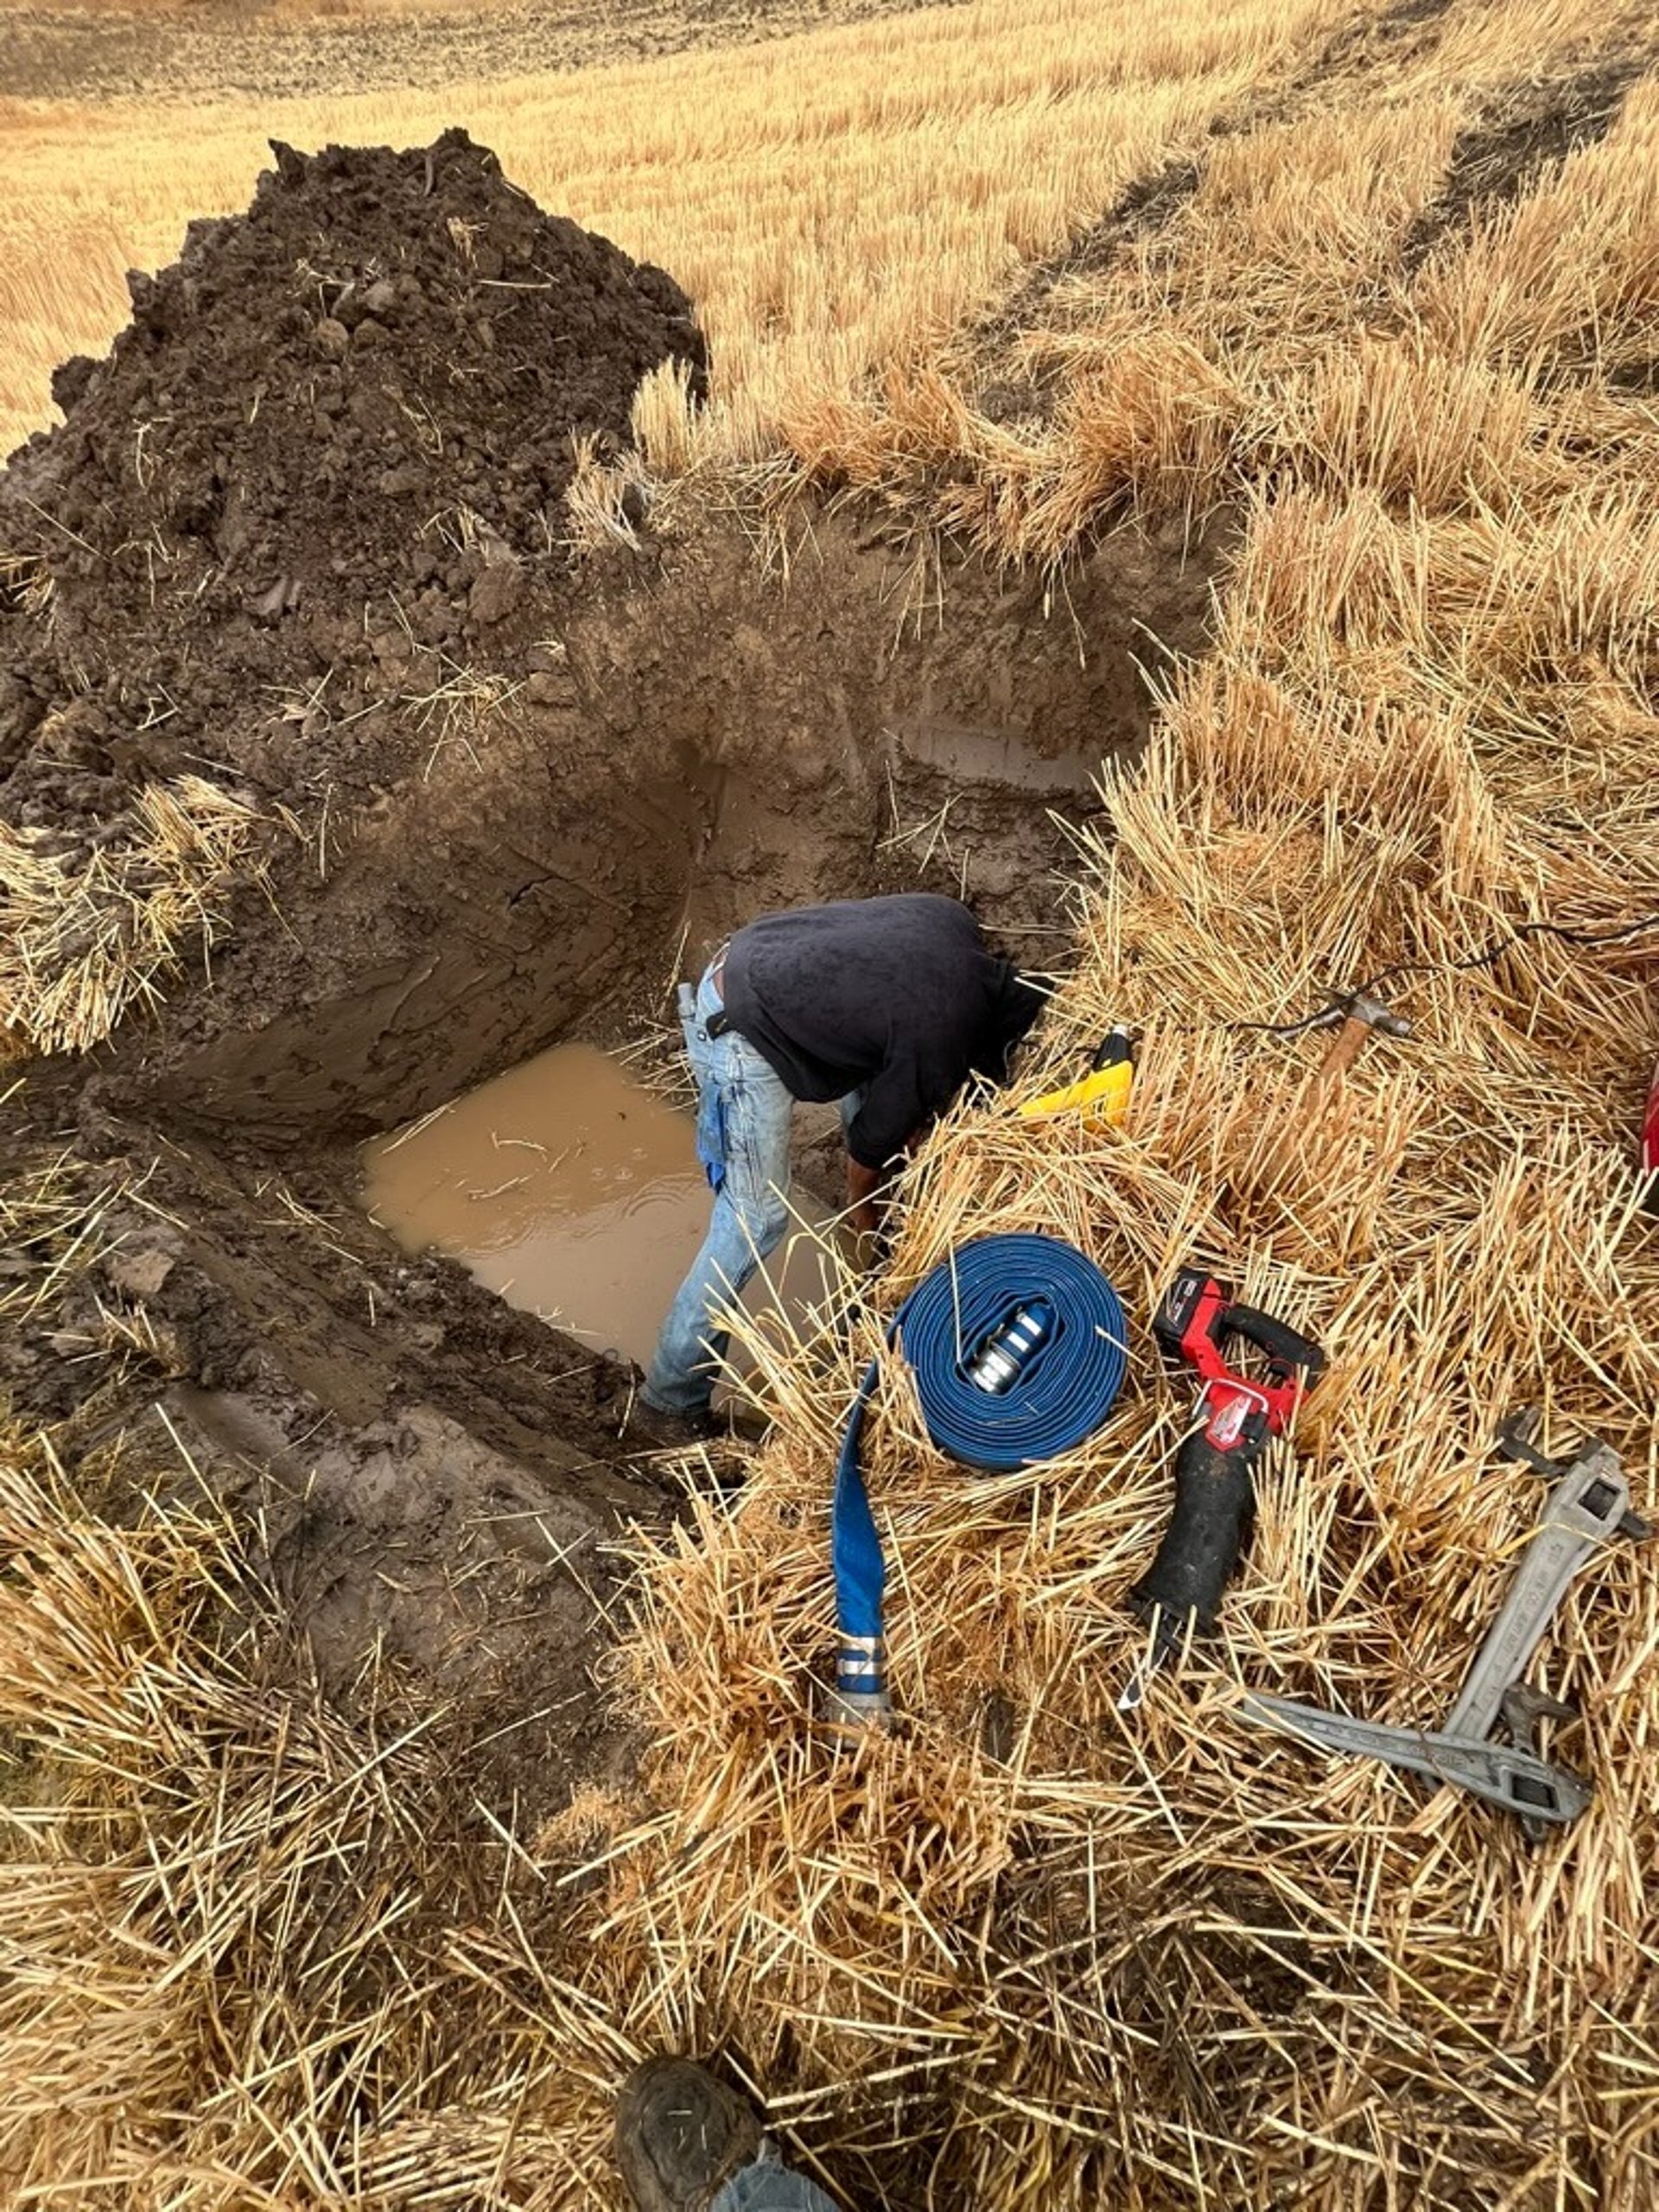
1243, 1410, 1651, 1833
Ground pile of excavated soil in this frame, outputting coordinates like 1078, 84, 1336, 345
0, 127, 704, 835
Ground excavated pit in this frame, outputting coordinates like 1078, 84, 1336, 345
87, 502, 1222, 1144
16, 494, 1224, 1818
1, 130, 1226, 1812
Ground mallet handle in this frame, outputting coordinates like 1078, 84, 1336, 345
1261, 1014, 1375, 1183
1309, 1012, 1373, 1098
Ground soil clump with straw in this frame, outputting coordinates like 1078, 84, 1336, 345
0, 128, 706, 1061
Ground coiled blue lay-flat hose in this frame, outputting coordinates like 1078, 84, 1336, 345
830, 1233, 1129, 1724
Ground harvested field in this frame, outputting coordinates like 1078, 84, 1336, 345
2, 0, 1659, 2205
1, 0, 1356, 461
3, 0, 963, 105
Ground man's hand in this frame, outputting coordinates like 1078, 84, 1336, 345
846, 1156, 883, 1241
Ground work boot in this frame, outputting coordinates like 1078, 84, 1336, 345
633, 1398, 717, 1446
614, 2056, 763, 2212
633, 1398, 772, 1450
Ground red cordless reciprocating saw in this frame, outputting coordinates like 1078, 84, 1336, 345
1124, 1268, 1325, 1694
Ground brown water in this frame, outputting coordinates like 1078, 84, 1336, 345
360, 1041, 839, 1373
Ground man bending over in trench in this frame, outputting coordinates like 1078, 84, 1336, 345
640, 892, 1044, 1437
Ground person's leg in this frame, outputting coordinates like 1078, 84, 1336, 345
645, 988, 794, 1417
710, 2154, 840, 2211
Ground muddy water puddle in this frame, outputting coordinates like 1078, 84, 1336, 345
361, 1042, 840, 1376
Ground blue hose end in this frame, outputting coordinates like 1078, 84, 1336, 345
836, 1633, 886, 1697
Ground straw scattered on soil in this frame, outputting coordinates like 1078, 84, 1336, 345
0, 774, 260, 1056
531, 30, 1659, 2206
0, 1415, 639, 2209
569, 690, 1659, 2204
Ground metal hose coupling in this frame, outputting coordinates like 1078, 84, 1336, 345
821, 1634, 893, 1732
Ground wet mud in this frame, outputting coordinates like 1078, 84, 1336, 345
362, 1039, 841, 1372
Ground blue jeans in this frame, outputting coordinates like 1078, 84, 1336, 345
712, 2151, 839, 2210
644, 966, 797, 1415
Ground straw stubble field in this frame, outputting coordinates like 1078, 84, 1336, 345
3, 0, 1659, 2204
1, 0, 1356, 462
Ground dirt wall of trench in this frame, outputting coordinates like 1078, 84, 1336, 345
93, 504, 1224, 1144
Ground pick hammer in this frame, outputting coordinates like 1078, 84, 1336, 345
1305, 989, 1412, 1097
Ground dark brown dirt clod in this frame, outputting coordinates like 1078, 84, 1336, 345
0, 127, 705, 830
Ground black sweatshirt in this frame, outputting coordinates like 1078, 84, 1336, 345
720, 894, 1043, 1170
